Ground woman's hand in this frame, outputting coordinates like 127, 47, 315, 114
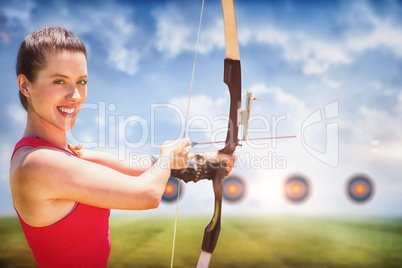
160, 138, 192, 169
199, 151, 238, 175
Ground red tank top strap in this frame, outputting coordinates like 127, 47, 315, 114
11, 137, 75, 162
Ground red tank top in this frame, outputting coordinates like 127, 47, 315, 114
11, 137, 111, 268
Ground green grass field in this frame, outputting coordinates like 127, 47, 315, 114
1, 216, 401, 267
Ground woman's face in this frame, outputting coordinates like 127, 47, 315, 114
27, 50, 87, 132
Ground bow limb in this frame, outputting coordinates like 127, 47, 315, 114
220, 0, 241, 155
197, 0, 241, 267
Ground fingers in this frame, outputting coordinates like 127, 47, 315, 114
182, 137, 191, 145
223, 153, 238, 173
207, 151, 237, 174
188, 153, 196, 160
180, 138, 192, 159
165, 138, 193, 169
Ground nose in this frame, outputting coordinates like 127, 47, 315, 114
66, 87, 82, 102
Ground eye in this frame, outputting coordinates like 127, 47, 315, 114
77, 80, 87, 85
53, 79, 65, 85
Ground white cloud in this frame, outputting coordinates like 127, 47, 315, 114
397, 91, 402, 115
248, 83, 309, 117
247, 83, 270, 95
352, 104, 402, 142
82, 8, 141, 75
6, 105, 26, 124
0, 142, 14, 181
169, 94, 229, 141
108, 46, 140, 75
197, 19, 224, 54
170, 94, 226, 120
153, 5, 224, 57
242, 25, 352, 74
254, 26, 289, 46
342, 86, 402, 146
251, 24, 349, 74
250, 2, 402, 75
344, 2, 402, 57
153, 5, 194, 57
1, 0, 35, 31
322, 76, 342, 89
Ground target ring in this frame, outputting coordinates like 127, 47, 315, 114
162, 177, 183, 202
284, 175, 310, 203
346, 175, 374, 203
223, 175, 245, 202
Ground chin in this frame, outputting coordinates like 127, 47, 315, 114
62, 118, 77, 131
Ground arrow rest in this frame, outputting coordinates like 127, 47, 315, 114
238, 91, 264, 141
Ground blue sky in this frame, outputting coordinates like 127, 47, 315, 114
0, 0, 401, 217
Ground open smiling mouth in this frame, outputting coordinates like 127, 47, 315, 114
57, 106, 76, 117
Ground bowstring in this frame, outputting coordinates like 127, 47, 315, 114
183, 0, 205, 137
170, 0, 205, 267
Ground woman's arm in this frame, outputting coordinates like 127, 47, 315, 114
11, 138, 191, 211
79, 149, 157, 176
12, 148, 167, 211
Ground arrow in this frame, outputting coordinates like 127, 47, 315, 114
191, 135, 296, 147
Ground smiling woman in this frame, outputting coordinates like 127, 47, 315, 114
20, 51, 87, 141
9, 26, 193, 268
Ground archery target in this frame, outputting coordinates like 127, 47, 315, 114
223, 175, 245, 202
346, 175, 374, 203
162, 177, 183, 202
284, 175, 310, 202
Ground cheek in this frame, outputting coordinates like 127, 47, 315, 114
30, 85, 57, 107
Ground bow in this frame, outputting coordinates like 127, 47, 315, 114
170, 1, 263, 267
196, 0, 241, 267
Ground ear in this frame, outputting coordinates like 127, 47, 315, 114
17, 74, 31, 98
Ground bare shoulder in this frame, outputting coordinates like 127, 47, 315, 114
10, 146, 76, 198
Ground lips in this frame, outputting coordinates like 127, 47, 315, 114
57, 106, 77, 117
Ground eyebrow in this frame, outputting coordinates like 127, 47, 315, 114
50, 74, 88, 79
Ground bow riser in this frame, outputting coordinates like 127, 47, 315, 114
200, 49, 242, 259
220, 59, 242, 155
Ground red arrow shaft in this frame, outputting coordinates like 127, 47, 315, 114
191, 135, 296, 146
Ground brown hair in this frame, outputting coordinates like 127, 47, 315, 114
16, 26, 87, 111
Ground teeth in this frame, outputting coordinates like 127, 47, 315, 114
58, 107, 75, 114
